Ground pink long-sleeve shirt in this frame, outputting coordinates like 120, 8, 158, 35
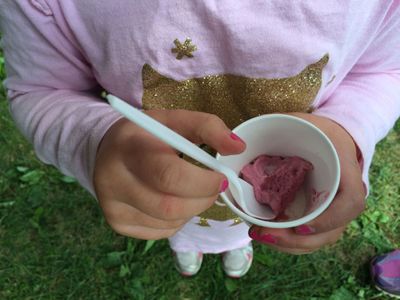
1, 0, 399, 252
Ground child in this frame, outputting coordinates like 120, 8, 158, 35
0, 0, 399, 277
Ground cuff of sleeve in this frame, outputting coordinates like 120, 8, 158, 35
312, 108, 371, 195
8, 89, 125, 200
83, 110, 124, 198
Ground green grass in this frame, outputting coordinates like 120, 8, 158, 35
0, 49, 399, 300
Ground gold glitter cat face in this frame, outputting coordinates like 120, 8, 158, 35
142, 54, 328, 129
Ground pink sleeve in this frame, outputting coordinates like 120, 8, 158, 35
313, 5, 400, 189
0, 1, 122, 196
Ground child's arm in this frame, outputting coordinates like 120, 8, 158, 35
0, 1, 122, 195
0, 1, 245, 239
250, 6, 400, 253
314, 11, 400, 189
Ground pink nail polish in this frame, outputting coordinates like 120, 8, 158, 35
249, 230, 277, 245
259, 234, 277, 244
230, 133, 245, 144
220, 179, 229, 193
248, 229, 260, 240
295, 225, 315, 235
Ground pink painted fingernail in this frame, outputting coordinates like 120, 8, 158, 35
259, 234, 278, 244
249, 229, 277, 245
248, 229, 259, 240
230, 133, 245, 144
295, 225, 315, 235
219, 179, 229, 193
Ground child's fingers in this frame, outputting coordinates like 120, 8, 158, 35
148, 109, 246, 155
293, 159, 365, 235
295, 189, 365, 235
107, 166, 218, 221
101, 199, 188, 231
249, 225, 345, 253
127, 187, 217, 221
136, 150, 226, 198
111, 223, 181, 240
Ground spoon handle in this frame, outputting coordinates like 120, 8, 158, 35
107, 94, 236, 178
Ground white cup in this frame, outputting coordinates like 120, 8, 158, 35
216, 114, 340, 228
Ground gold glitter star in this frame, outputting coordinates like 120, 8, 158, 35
171, 38, 197, 60
197, 217, 211, 227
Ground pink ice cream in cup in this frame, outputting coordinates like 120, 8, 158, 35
240, 155, 314, 218
216, 114, 340, 228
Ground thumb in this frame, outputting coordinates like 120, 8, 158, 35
147, 109, 246, 155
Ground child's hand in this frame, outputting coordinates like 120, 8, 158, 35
93, 110, 246, 240
248, 113, 366, 254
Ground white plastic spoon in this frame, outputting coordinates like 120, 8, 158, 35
107, 94, 277, 220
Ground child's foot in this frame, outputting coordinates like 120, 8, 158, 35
370, 249, 400, 298
222, 243, 253, 278
173, 251, 203, 277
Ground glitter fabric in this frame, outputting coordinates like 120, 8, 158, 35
142, 54, 329, 223
142, 54, 329, 129
171, 38, 197, 60
197, 200, 241, 225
